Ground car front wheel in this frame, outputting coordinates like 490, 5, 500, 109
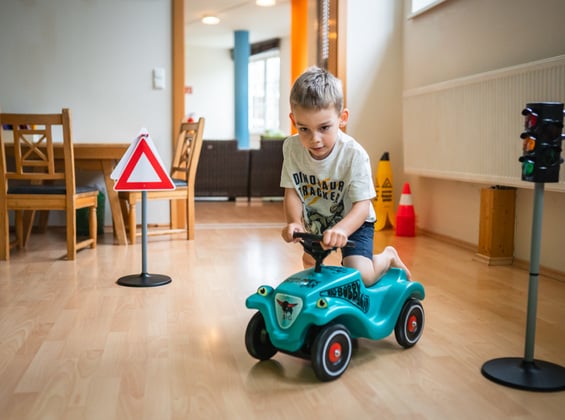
245, 311, 277, 360
311, 324, 352, 381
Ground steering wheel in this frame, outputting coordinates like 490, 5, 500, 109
292, 232, 355, 273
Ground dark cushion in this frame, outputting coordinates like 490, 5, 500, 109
8, 185, 99, 195
171, 178, 188, 187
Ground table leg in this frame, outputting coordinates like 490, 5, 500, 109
22, 210, 35, 247
101, 160, 128, 245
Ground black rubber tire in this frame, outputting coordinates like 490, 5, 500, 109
311, 324, 352, 381
245, 311, 277, 360
394, 299, 425, 348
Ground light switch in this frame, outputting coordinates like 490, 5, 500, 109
153, 67, 165, 90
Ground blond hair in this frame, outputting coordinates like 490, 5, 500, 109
290, 66, 343, 113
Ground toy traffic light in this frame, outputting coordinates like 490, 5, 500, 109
519, 102, 564, 183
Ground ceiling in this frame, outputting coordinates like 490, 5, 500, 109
185, 0, 291, 48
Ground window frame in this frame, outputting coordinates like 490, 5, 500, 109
408, 0, 449, 18
248, 49, 281, 135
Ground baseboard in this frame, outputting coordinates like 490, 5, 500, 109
512, 258, 565, 283
420, 229, 565, 283
419, 229, 476, 252
472, 253, 513, 266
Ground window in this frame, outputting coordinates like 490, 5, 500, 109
249, 50, 280, 134
410, 0, 448, 17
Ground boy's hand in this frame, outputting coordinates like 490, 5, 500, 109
282, 223, 304, 243
322, 228, 349, 249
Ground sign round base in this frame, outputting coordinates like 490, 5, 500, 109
481, 357, 565, 392
117, 272, 172, 288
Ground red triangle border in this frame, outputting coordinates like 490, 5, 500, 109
114, 137, 175, 191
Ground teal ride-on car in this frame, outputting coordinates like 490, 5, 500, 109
245, 232, 425, 381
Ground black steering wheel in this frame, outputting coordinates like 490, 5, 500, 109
293, 232, 355, 273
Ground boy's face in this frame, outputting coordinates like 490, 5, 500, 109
289, 105, 349, 160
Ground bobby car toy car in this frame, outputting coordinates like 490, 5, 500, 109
245, 232, 425, 381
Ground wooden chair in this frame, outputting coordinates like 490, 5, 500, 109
0, 109, 99, 260
118, 118, 205, 244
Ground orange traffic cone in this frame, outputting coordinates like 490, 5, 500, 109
396, 182, 416, 237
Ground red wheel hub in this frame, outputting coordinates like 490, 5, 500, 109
408, 314, 418, 333
328, 342, 342, 363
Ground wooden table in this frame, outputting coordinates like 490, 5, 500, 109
5, 142, 131, 245
70, 143, 130, 245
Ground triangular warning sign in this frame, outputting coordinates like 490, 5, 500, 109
114, 135, 175, 191
382, 178, 393, 188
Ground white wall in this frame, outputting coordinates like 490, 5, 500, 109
345, 0, 404, 201
0, 0, 171, 142
404, 0, 565, 88
185, 46, 234, 139
279, 37, 292, 137
0, 0, 172, 224
186, 37, 292, 142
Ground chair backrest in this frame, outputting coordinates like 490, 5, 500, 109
170, 117, 205, 183
0, 109, 76, 197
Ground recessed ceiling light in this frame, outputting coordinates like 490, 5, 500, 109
201, 15, 220, 25
256, 0, 276, 6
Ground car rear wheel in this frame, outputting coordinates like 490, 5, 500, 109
311, 324, 352, 381
245, 311, 277, 360
394, 299, 424, 348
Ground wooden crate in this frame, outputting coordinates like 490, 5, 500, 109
475, 187, 516, 265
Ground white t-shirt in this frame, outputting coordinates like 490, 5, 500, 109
280, 130, 376, 235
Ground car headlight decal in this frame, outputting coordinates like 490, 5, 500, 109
316, 298, 328, 309
275, 293, 303, 329
257, 285, 272, 296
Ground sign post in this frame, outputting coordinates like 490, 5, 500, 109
112, 130, 175, 287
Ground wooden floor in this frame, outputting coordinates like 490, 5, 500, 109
1, 200, 564, 419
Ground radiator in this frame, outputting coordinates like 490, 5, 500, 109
403, 55, 565, 192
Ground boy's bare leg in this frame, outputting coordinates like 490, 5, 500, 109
372, 246, 411, 280
343, 255, 376, 286
308, 246, 411, 287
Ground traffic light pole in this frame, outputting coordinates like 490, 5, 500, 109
481, 182, 565, 391
524, 182, 544, 363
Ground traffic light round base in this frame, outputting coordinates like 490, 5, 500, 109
116, 272, 172, 287
481, 357, 565, 392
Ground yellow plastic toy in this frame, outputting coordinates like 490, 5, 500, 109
373, 152, 395, 231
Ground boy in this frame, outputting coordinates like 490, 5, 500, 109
280, 66, 411, 286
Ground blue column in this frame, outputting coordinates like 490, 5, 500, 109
234, 30, 250, 149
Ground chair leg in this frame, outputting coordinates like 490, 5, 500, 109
66, 207, 77, 260
187, 189, 195, 240
22, 210, 35, 247
0, 205, 9, 260
119, 198, 129, 235
37, 210, 50, 233
14, 211, 24, 249
128, 199, 137, 245
89, 206, 97, 249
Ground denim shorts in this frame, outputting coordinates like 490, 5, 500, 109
341, 221, 374, 260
